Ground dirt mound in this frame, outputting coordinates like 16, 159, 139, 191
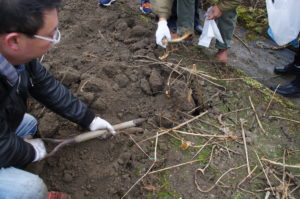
27, 0, 200, 198
26, 0, 300, 198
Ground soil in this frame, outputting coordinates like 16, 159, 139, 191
26, 0, 300, 198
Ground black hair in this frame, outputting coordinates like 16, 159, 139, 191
0, 0, 62, 36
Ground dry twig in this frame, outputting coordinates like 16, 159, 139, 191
121, 133, 159, 199
192, 137, 214, 160
249, 96, 266, 134
269, 116, 300, 125
261, 158, 300, 169
255, 151, 275, 196
138, 111, 208, 144
240, 119, 251, 174
197, 145, 216, 175
148, 159, 201, 175
263, 84, 280, 116
195, 164, 247, 193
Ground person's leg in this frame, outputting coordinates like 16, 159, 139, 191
294, 47, 300, 65
0, 167, 48, 199
215, 9, 237, 50
177, 0, 195, 35
15, 113, 38, 138
215, 9, 237, 62
270, 48, 300, 97
274, 46, 300, 74
168, 0, 178, 32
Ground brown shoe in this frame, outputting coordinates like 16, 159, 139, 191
48, 192, 70, 199
170, 32, 193, 43
215, 49, 228, 63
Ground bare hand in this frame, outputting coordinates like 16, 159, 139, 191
206, 6, 222, 20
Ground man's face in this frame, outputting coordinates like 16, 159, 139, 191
20, 8, 59, 62
0, 8, 59, 65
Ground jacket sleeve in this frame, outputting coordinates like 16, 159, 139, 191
0, 119, 35, 168
27, 60, 95, 128
152, 0, 174, 19
0, 82, 35, 169
217, 0, 241, 12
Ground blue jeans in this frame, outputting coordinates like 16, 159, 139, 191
0, 113, 48, 199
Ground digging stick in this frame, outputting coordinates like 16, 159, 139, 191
42, 118, 146, 157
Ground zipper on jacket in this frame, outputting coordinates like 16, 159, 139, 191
16, 75, 21, 94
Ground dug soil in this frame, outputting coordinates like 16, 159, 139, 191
27, 0, 300, 198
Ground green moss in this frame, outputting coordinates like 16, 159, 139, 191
197, 149, 211, 164
148, 172, 181, 199
237, 6, 268, 36
138, 14, 152, 24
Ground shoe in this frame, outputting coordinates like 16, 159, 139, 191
99, 0, 116, 6
170, 32, 193, 43
215, 49, 228, 63
48, 192, 70, 199
274, 63, 300, 75
140, 0, 152, 13
194, 25, 203, 35
270, 82, 300, 97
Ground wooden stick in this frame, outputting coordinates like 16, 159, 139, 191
75, 118, 146, 143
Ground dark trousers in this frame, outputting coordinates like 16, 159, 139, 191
291, 48, 300, 85
294, 47, 300, 66
168, 0, 200, 33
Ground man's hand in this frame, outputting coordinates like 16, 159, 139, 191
25, 138, 47, 162
206, 6, 222, 20
156, 19, 171, 48
89, 117, 116, 135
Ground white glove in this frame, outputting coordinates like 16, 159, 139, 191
89, 117, 116, 135
25, 138, 47, 162
155, 20, 171, 48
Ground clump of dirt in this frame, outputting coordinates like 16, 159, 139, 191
26, 0, 300, 198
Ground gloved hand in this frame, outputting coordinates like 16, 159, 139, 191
89, 117, 116, 135
155, 20, 171, 48
25, 138, 47, 162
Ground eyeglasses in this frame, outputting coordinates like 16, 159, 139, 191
33, 28, 61, 44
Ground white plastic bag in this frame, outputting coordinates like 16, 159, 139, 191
266, 0, 300, 46
198, 8, 224, 47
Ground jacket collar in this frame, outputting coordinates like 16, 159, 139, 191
0, 54, 18, 86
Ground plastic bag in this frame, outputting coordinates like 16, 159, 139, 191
266, 0, 300, 46
198, 8, 224, 47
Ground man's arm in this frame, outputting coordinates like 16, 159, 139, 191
0, 119, 35, 168
217, 0, 241, 12
27, 60, 115, 135
152, 0, 173, 20
27, 60, 95, 128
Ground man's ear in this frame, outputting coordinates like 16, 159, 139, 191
4, 33, 23, 51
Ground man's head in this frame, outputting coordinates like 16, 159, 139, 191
0, 0, 62, 65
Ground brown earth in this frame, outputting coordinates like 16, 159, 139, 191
26, 0, 300, 199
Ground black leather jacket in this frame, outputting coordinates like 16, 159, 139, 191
0, 60, 95, 168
